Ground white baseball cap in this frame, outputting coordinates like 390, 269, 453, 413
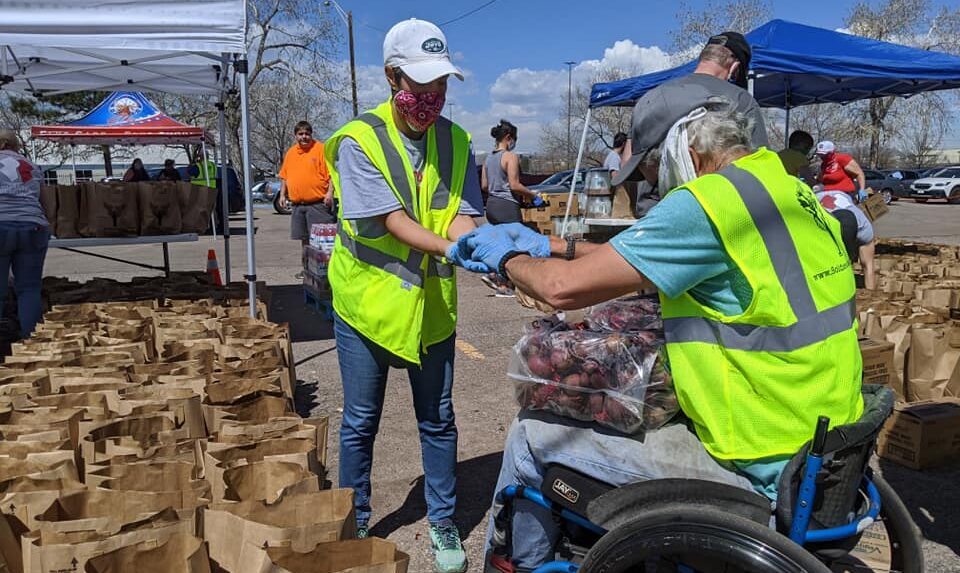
815, 141, 836, 155
383, 18, 463, 84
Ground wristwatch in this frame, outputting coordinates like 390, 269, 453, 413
564, 238, 577, 261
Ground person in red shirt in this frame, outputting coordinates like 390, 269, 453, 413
815, 141, 867, 202
279, 121, 334, 243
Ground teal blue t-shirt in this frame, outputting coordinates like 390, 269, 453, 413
609, 188, 788, 500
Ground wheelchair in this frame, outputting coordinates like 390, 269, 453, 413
489, 386, 924, 573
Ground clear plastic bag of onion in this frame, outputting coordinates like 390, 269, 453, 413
508, 297, 678, 434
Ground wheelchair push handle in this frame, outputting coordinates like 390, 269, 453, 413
811, 416, 829, 457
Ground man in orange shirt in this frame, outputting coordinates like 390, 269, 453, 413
279, 120, 335, 242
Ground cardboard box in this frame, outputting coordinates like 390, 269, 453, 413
859, 338, 895, 388
861, 193, 889, 221
521, 206, 551, 224
546, 194, 579, 217
876, 398, 960, 470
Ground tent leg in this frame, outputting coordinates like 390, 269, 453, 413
237, 58, 258, 318
784, 107, 791, 150
219, 53, 232, 284
561, 108, 591, 237
71, 146, 77, 184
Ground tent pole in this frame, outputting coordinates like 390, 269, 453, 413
784, 107, 791, 150
71, 145, 77, 184
237, 57, 258, 318
218, 53, 232, 284
561, 107, 591, 237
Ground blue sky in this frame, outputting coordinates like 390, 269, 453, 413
323, 0, 959, 151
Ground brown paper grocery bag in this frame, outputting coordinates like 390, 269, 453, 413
83, 533, 210, 573
264, 538, 409, 573
137, 182, 182, 235
55, 185, 81, 238
177, 183, 217, 234
203, 395, 293, 434
906, 323, 960, 401
0, 471, 87, 531
220, 461, 319, 503
80, 182, 139, 237
22, 507, 193, 573
39, 185, 58, 236
204, 490, 356, 573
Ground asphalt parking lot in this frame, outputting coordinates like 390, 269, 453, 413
42, 199, 960, 572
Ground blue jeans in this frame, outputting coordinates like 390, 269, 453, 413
486, 412, 756, 568
333, 313, 458, 526
0, 222, 50, 338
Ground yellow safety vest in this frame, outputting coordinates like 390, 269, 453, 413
191, 160, 217, 187
660, 149, 864, 461
324, 100, 469, 364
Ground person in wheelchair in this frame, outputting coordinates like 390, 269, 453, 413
460, 83, 869, 571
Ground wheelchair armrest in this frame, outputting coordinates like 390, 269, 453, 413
586, 478, 773, 531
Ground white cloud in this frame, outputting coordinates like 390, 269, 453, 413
332, 39, 675, 154
454, 39, 673, 154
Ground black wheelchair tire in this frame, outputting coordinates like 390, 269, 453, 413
580, 505, 832, 573
874, 474, 925, 573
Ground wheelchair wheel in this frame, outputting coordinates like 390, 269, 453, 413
826, 475, 924, 573
580, 505, 831, 573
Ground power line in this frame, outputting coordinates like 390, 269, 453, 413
438, 0, 499, 27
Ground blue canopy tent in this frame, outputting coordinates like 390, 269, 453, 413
560, 19, 960, 234
590, 19, 960, 110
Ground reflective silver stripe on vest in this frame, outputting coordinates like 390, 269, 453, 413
355, 113, 418, 222
663, 298, 856, 352
338, 229, 424, 288
427, 258, 454, 279
718, 165, 818, 319
431, 117, 454, 211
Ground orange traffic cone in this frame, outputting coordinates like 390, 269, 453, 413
206, 249, 223, 286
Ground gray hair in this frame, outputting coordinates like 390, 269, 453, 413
640, 107, 753, 173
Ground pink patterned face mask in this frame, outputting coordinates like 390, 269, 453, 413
393, 90, 445, 132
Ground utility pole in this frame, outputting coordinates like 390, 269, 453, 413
447, 103, 455, 123
347, 10, 358, 117
326, 1, 358, 116
564, 61, 576, 169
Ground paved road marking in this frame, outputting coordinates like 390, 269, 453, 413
455, 339, 484, 360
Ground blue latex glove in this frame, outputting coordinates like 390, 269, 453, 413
497, 223, 551, 258
532, 195, 546, 207
463, 227, 523, 275
857, 189, 869, 203
445, 236, 491, 273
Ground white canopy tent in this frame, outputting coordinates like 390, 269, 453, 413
0, 0, 260, 316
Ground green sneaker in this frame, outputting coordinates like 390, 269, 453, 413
429, 520, 467, 573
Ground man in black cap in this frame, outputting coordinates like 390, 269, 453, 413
665, 31, 768, 149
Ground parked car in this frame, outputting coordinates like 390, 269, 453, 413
528, 168, 604, 195
880, 169, 923, 202
862, 168, 907, 204
909, 166, 960, 203
251, 179, 289, 214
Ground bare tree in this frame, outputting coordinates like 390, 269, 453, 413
672, 0, 772, 51
219, 0, 342, 180
539, 67, 639, 169
894, 94, 949, 167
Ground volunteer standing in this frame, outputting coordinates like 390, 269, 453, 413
482, 119, 541, 224
0, 128, 50, 339
279, 121, 334, 245
324, 18, 483, 573
816, 141, 867, 202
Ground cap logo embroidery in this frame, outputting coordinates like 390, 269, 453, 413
421, 38, 445, 53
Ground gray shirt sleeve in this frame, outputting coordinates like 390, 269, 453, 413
459, 147, 483, 216
336, 137, 483, 219
742, 94, 769, 149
